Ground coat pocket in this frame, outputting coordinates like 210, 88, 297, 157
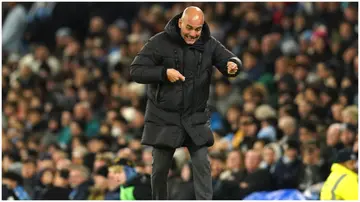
142, 122, 184, 148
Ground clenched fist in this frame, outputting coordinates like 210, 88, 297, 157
167, 68, 185, 83
227, 61, 238, 75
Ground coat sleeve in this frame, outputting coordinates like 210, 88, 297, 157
212, 37, 242, 77
130, 37, 168, 84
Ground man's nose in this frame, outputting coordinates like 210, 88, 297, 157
189, 30, 197, 37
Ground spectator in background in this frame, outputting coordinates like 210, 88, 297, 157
68, 164, 92, 200
21, 159, 37, 198
88, 165, 108, 200
2, 2, 27, 54
236, 149, 273, 199
42, 169, 71, 200
273, 140, 303, 190
2, 171, 31, 200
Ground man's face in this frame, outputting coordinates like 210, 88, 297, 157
263, 147, 275, 165
22, 163, 36, 179
69, 170, 85, 188
244, 151, 261, 172
178, 16, 203, 44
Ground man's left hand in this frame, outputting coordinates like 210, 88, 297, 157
227, 61, 238, 74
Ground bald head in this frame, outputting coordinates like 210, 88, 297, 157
181, 6, 204, 24
178, 6, 204, 44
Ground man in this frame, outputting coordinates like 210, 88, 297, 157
320, 148, 358, 200
21, 159, 37, 198
130, 6, 242, 200
2, 171, 31, 200
272, 139, 304, 189
68, 164, 92, 200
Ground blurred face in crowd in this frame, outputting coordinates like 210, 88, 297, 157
94, 174, 108, 190
343, 47, 357, 64
78, 88, 89, 102
244, 150, 261, 173
294, 65, 308, 81
6, 90, 18, 102
90, 16, 105, 33
313, 37, 326, 53
342, 110, 357, 125
178, 7, 204, 45
299, 127, 316, 143
326, 124, 341, 146
263, 147, 276, 165
210, 158, 224, 178
61, 111, 72, 127
248, 37, 261, 53
344, 159, 357, 172
240, 116, 257, 137
304, 88, 318, 103
108, 25, 125, 45
108, 167, 127, 186
94, 158, 108, 171
243, 102, 256, 114
28, 111, 41, 125
69, 169, 87, 188
87, 139, 104, 153
294, 15, 305, 31
4, 103, 16, 117
53, 171, 68, 187
339, 22, 353, 40
226, 150, 243, 171
22, 161, 36, 179
30, 97, 41, 109
253, 140, 265, 152
316, 62, 330, 79
331, 103, 344, 122
142, 150, 153, 165
35, 46, 49, 61
243, 52, 257, 70
298, 100, 312, 118
226, 106, 241, 127
41, 170, 54, 186
344, 6, 357, 23
215, 82, 230, 97
275, 56, 287, 76
302, 148, 318, 165
64, 40, 80, 56
74, 103, 88, 120
284, 147, 298, 160
19, 65, 32, 78
70, 122, 83, 136
100, 124, 110, 135
56, 159, 71, 170
340, 129, 355, 147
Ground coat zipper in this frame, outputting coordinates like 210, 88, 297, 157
193, 52, 202, 114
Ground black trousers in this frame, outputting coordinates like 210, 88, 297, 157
151, 137, 212, 200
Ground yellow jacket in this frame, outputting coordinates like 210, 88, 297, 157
320, 163, 358, 200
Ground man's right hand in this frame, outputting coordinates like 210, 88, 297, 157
167, 68, 185, 83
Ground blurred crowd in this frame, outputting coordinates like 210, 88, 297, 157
2, 2, 358, 200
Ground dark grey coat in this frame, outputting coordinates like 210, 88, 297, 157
130, 13, 242, 149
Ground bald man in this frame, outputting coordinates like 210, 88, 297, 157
130, 6, 242, 199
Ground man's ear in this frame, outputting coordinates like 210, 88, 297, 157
178, 18, 182, 29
